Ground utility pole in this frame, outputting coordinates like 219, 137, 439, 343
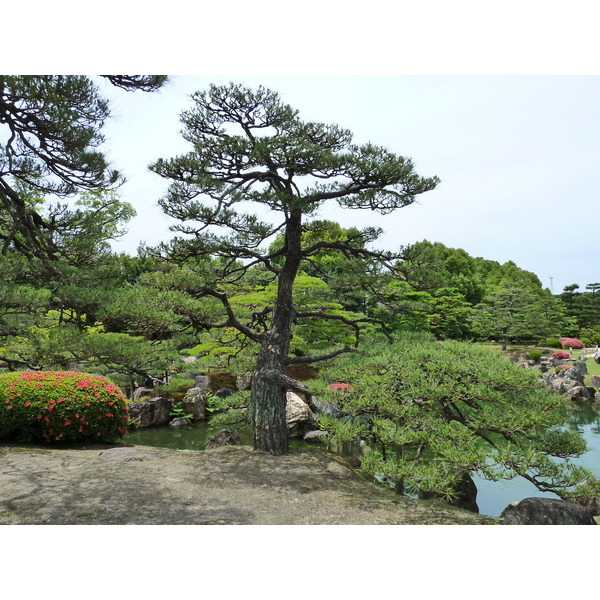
549, 277, 554, 293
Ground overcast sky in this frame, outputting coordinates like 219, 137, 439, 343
97, 75, 599, 295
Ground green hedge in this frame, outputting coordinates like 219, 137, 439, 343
0, 371, 128, 443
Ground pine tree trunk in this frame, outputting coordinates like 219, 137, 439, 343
249, 209, 302, 455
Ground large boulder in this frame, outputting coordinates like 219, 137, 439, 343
194, 375, 211, 393
571, 495, 600, 516
286, 391, 317, 437
127, 396, 171, 428
181, 387, 207, 421
566, 358, 588, 385
501, 497, 597, 525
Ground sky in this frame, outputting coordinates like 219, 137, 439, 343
97, 74, 600, 295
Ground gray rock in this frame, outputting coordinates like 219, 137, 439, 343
501, 497, 596, 525
205, 429, 241, 449
182, 387, 207, 421
564, 386, 591, 402
236, 375, 252, 390
127, 396, 171, 428
312, 396, 343, 417
169, 417, 192, 428
565, 358, 588, 385
303, 430, 329, 443
194, 375, 211, 392
132, 387, 155, 401
572, 495, 600, 516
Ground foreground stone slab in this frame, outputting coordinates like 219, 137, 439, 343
0, 445, 498, 525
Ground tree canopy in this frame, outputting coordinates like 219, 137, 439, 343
0, 75, 166, 263
151, 82, 440, 453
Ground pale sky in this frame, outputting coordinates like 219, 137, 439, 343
99, 75, 600, 295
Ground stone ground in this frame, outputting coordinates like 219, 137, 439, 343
0, 443, 499, 525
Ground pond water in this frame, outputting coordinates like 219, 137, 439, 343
125, 402, 600, 518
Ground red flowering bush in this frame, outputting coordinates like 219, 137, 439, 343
559, 337, 584, 349
327, 382, 353, 391
555, 364, 573, 373
553, 350, 570, 360
0, 371, 128, 443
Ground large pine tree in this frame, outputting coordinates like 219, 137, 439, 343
151, 83, 439, 454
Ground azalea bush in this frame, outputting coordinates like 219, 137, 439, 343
553, 350, 570, 360
555, 364, 573, 373
559, 337, 584, 349
0, 371, 129, 443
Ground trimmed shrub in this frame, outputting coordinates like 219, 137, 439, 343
559, 337, 584, 349
527, 349, 542, 362
0, 371, 128, 443
553, 350, 570, 360
555, 364, 573, 373
545, 337, 562, 349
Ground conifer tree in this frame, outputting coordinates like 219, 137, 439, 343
152, 83, 439, 454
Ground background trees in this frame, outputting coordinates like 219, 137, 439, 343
150, 82, 439, 454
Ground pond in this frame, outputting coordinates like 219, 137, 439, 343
125, 402, 600, 518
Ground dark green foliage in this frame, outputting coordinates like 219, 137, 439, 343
0, 75, 166, 263
0, 370, 129, 443
313, 336, 590, 501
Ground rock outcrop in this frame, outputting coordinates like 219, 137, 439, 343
501, 497, 596, 525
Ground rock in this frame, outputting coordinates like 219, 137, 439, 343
194, 375, 211, 393
591, 375, 600, 388
205, 429, 241, 449
286, 391, 317, 437
127, 396, 171, 428
303, 430, 329, 443
501, 497, 597, 525
182, 387, 207, 421
571, 495, 600, 516
132, 387, 155, 401
311, 396, 343, 417
169, 417, 191, 428
564, 386, 591, 402
565, 358, 588, 385
236, 375, 252, 390
180, 355, 197, 364
215, 387, 235, 399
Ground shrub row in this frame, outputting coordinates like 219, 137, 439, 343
0, 371, 128, 443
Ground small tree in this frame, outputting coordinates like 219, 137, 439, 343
151, 83, 439, 454
315, 336, 591, 502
